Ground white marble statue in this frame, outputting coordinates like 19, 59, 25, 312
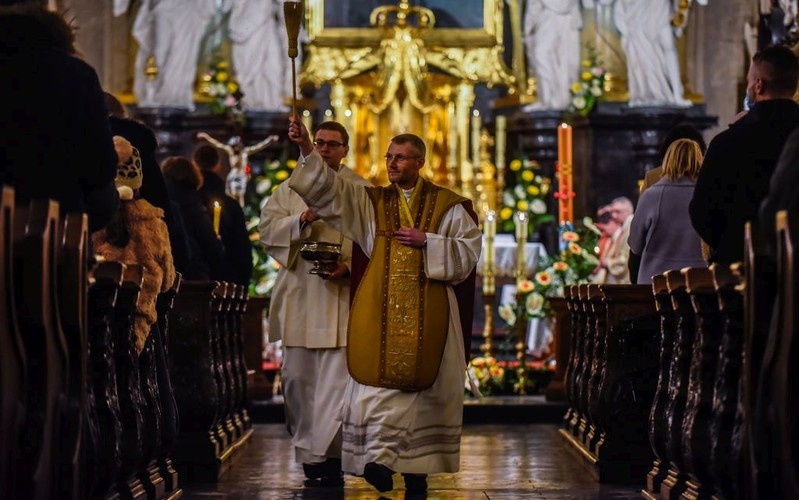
131, 0, 220, 109
228, 0, 303, 112
613, 0, 706, 107
523, 0, 584, 110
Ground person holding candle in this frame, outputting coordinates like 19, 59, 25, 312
258, 121, 371, 489
162, 156, 225, 280
93, 137, 176, 354
194, 144, 254, 286
284, 116, 481, 496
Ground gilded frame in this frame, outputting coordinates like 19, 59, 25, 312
305, 0, 503, 48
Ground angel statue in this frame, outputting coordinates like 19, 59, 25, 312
196, 132, 278, 206
613, 0, 708, 107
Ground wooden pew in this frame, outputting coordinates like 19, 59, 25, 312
644, 274, 678, 498
86, 260, 125, 498
114, 264, 147, 499
756, 210, 799, 497
560, 284, 659, 483
14, 199, 68, 500
155, 273, 182, 497
680, 267, 721, 498
0, 187, 25, 499
710, 262, 745, 499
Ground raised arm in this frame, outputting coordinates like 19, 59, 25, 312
243, 134, 279, 155
197, 131, 233, 155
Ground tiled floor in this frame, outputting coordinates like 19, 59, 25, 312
181, 424, 644, 499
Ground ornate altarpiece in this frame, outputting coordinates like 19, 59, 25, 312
299, 0, 515, 198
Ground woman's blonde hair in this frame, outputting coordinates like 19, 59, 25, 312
662, 138, 703, 181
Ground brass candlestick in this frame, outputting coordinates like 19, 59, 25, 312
283, 1, 303, 117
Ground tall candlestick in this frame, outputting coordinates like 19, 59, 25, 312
515, 211, 528, 286
483, 210, 496, 295
495, 115, 507, 210
213, 200, 221, 236
471, 109, 481, 170
557, 123, 574, 225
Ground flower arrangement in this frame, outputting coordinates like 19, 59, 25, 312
198, 58, 243, 116
466, 356, 554, 396
498, 157, 553, 235
243, 154, 297, 297
498, 221, 600, 325
569, 45, 607, 117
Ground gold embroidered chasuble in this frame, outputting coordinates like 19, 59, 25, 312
347, 179, 467, 391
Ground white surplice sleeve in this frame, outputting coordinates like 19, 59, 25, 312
258, 181, 307, 268
424, 203, 482, 285
288, 150, 377, 255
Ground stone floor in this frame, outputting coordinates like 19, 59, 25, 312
181, 423, 644, 499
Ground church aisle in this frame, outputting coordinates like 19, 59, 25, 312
182, 424, 643, 499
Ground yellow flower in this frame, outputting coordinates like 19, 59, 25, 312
471, 357, 486, 368
582, 59, 591, 67
553, 261, 569, 271
509, 159, 522, 171
271, 185, 279, 193
527, 185, 540, 196
500, 207, 513, 220
562, 231, 580, 242
518, 280, 535, 293
535, 271, 552, 286
568, 242, 582, 254
286, 159, 298, 169
571, 82, 583, 94
227, 82, 238, 93
516, 200, 528, 211
521, 170, 534, 182
582, 71, 592, 82
275, 170, 289, 181
216, 71, 229, 82
218, 61, 229, 69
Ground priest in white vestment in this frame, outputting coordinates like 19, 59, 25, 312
258, 121, 369, 487
286, 117, 482, 495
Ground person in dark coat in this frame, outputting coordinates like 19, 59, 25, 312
0, 4, 118, 231
162, 156, 225, 280
193, 144, 254, 286
760, 126, 799, 254
690, 44, 799, 265
103, 92, 192, 272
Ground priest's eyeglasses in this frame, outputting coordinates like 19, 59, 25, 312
313, 139, 345, 148
384, 154, 420, 163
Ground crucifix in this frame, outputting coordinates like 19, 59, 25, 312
196, 132, 279, 206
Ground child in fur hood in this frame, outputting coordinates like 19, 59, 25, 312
93, 136, 176, 354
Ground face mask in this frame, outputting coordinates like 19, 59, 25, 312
743, 94, 752, 111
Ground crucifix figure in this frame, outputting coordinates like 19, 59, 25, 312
196, 131, 278, 205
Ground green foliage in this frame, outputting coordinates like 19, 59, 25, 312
244, 153, 297, 297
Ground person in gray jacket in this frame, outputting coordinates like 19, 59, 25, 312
628, 138, 708, 284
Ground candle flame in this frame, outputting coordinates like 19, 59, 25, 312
214, 201, 221, 208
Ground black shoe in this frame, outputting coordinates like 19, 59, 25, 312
321, 457, 342, 477
363, 462, 394, 492
303, 462, 323, 479
402, 473, 428, 494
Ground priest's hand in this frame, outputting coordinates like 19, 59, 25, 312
394, 227, 427, 249
288, 115, 314, 157
300, 208, 319, 224
323, 262, 350, 281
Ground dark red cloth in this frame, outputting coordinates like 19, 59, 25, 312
348, 200, 479, 363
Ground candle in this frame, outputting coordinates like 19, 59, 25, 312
495, 115, 506, 173
557, 122, 573, 166
471, 109, 481, 169
448, 102, 458, 172
557, 123, 574, 225
483, 210, 496, 295
515, 211, 528, 285
213, 200, 221, 236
